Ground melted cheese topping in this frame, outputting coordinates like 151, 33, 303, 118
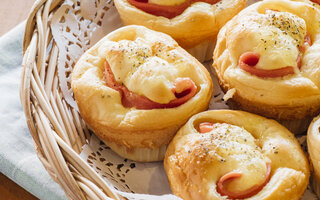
148, 0, 187, 6
100, 37, 191, 104
230, 10, 306, 70
165, 110, 310, 200
202, 123, 269, 192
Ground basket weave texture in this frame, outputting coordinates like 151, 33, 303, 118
21, 0, 120, 199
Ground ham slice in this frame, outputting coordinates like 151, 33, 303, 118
104, 61, 197, 109
239, 52, 295, 78
311, 0, 320, 4
199, 122, 215, 133
198, 122, 272, 199
127, 0, 219, 19
299, 32, 311, 53
238, 33, 312, 78
217, 162, 271, 199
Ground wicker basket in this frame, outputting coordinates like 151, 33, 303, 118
19, 0, 320, 199
21, 0, 121, 199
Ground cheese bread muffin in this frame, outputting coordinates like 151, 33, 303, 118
213, 0, 320, 134
165, 110, 309, 200
114, 0, 247, 62
71, 25, 213, 162
307, 115, 320, 198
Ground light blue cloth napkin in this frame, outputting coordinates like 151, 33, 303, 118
0, 22, 67, 200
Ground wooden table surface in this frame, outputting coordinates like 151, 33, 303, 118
0, 0, 39, 199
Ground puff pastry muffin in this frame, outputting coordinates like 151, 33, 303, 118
213, 0, 320, 134
71, 25, 212, 162
307, 115, 320, 197
164, 110, 309, 200
114, 0, 247, 62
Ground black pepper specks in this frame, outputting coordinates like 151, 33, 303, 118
130, 163, 136, 169
117, 164, 124, 171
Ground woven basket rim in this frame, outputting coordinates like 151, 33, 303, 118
21, 0, 121, 199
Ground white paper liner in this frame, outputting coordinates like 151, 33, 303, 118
186, 40, 216, 63
81, 135, 181, 199
50, 0, 318, 199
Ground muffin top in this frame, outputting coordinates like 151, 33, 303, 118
214, 0, 320, 107
165, 110, 309, 200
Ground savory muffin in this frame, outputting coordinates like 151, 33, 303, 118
308, 114, 320, 198
114, 0, 247, 62
213, 0, 320, 133
165, 110, 309, 199
71, 25, 212, 162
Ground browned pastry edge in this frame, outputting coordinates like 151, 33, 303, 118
77, 101, 185, 150
164, 110, 310, 200
216, 73, 320, 121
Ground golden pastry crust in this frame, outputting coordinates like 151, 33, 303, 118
307, 115, 320, 197
164, 110, 309, 200
71, 25, 213, 161
114, 0, 247, 61
213, 0, 320, 121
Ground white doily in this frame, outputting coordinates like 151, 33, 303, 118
51, 0, 122, 109
50, 0, 318, 199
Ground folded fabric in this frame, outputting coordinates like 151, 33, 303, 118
0, 22, 66, 200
